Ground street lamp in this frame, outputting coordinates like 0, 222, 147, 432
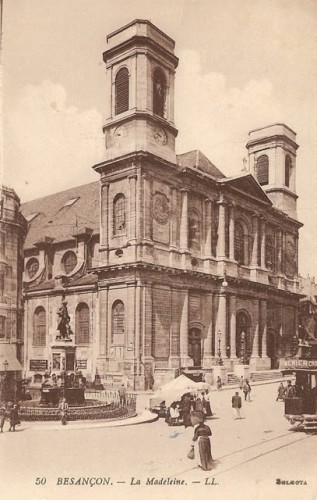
217, 330, 223, 366
240, 331, 246, 365
293, 334, 299, 357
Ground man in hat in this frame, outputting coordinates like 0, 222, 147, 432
232, 391, 243, 419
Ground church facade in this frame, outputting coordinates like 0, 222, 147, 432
21, 20, 302, 389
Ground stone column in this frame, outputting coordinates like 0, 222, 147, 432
229, 294, 237, 358
99, 287, 108, 357
143, 284, 153, 361
143, 174, 152, 242
216, 200, 226, 259
277, 229, 283, 274
170, 188, 178, 248
216, 292, 227, 359
128, 174, 137, 244
135, 283, 141, 377
100, 182, 110, 248
126, 283, 136, 360
203, 293, 213, 368
260, 300, 268, 358
169, 287, 180, 367
180, 289, 190, 366
204, 199, 212, 257
260, 219, 266, 268
251, 214, 259, 267
229, 204, 235, 261
251, 299, 260, 359
180, 189, 189, 251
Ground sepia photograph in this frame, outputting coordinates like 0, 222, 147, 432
1, 1, 317, 499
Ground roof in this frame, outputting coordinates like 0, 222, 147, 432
21, 181, 100, 249
177, 150, 225, 180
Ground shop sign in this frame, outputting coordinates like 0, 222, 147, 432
285, 359, 317, 369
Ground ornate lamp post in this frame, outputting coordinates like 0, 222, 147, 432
240, 331, 246, 365
217, 330, 223, 366
293, 334, 299, 357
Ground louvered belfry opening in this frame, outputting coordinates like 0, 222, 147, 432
115, 67, 129, 115
256, 155, 269, 186
153, 68, 166, 117
285, 154, 292, 187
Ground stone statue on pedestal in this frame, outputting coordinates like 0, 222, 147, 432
56, 301, 73, 340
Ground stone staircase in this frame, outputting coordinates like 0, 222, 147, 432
226, 370, 283, 385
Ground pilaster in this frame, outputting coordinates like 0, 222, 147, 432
229, 294, 237, 359
216, 200, 226, 259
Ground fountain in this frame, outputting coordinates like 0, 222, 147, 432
18, 301, 137, 421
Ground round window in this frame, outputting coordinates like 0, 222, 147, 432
26, 258, 39, 279
62, 251, 77, 275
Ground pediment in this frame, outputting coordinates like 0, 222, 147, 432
222, 174, 272, 206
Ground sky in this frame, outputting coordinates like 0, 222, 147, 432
2, 0, 317, 276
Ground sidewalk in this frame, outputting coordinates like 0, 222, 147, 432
18, 378, 286, 431
20, 409, 159, 431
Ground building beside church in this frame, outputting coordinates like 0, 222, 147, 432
0, 186, 26, 397
21, 20, 302, 389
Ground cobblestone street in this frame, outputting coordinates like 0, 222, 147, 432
1, 382, 316, 500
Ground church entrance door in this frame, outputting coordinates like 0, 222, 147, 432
188, 328, 202, 367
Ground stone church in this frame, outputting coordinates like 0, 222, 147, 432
21, 20, 302, 389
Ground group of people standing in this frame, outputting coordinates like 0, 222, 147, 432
0, 402, 20, 432
166, 390, 213, 427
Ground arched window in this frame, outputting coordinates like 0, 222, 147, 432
256, 155, 269, 186
26, 258, 39, 279
234, 222, 245, 264
265, 235, 275, 271
113, 194, 126, 235
0, 315, 5, 338
188, 209, 201, 251
115, 67, 129, 115
153, 68, 166, 117
33, 307, 46, 346
75, 303, 90, 344
112, 300, 125, 345
285, 155, 292, 187
62, 251, 77, 275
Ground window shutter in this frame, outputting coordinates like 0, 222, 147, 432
256, 155, 269, 186
115, 68, 129, 115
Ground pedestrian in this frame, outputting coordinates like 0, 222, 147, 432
0, 403, 6, 432
9, 403, 19, 432
216, 376, 222, 390
118, 384, 127, 406
285, 380, 296, 398
239, 376, 244, 391
189, 421, 214, 471
58, 398, 69, 425
202, 390, 213, 417
180, 393, 193, 428
232, 391, 243, 419
276, 382, 285, 401
168, 402, 180, 426
242, 380, 251, 401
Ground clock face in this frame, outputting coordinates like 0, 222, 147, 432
152, 193, 170, 224
153, 127, 167, 145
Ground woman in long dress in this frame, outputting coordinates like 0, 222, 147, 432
192, 422, 214, 471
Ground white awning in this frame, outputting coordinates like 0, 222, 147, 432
0, 344, 23, 371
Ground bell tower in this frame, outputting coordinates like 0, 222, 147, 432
246, 123, 299, 219
102, 19, 178, 164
